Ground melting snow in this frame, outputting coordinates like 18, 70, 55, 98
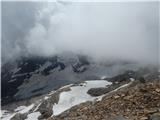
44, 96, 49, 100
18, 104, 34, 114
25, 112, 41, 120
52, 80, 112, 116
1, 110, 16, 120
1, 104, 34, 120
14, 106, 27, 112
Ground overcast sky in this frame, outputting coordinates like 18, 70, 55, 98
1, 1, 159, 65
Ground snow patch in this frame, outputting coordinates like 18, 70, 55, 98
130, 78, 135, 81
52, 80, 112, 116
25, 112, 41, 120
14, 106, 27, 112
18, 104, 34, 114
1, 104, 34, 120
44, 96, 49, 100
101, 76, 107, 79
1, 110, 16, 120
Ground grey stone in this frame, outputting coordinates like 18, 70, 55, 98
38, 100, 53, 119
150, 112, 160, 120
112, 115, 128, 120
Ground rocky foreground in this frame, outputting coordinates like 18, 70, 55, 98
50, 80, 160, 120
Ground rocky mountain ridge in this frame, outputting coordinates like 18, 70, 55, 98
1, 55, 140, 105
1, 68, 159, 120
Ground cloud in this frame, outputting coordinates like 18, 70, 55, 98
2, 2, 159, 65
1, 2, 40, 62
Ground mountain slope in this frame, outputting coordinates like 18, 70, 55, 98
51, 80, 160, 120
1, 69, 159, 120
1, 55, 140, 105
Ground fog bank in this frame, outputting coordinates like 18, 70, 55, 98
2, 2, 159, 65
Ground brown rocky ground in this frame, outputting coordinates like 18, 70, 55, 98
50, 80, 160, 120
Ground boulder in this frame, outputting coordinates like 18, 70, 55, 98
38, 100, 53, 119
150, 112, 160, 120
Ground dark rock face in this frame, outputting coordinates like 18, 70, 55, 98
87, 71, 135, 97
87, 69, 159, 97
107, 68, 159, 83
71, 55, 89, 73
2, 53, 158, 106
87, 87, 111, 96
1, 56, 58, 105
38, 100, 53, 119
1, 55, 90, 105
41, 57, 65, 76
37, 86, 71, 119
87, 80, 130, 97
107, 70, 136, 83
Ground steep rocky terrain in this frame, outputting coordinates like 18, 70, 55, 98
1, 68, 159, 120
1, 55, 139, 105
50, 80, 160, 120
1, 55, 93, 105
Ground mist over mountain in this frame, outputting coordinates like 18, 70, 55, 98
1, 2, 160, 120
2, 2, 159, 65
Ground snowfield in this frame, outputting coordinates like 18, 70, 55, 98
1, 80, 113, 120
52, 80, 112, 116
1, 79, 135, 119
16, 104, 34, 114
0, 110, 16, 120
